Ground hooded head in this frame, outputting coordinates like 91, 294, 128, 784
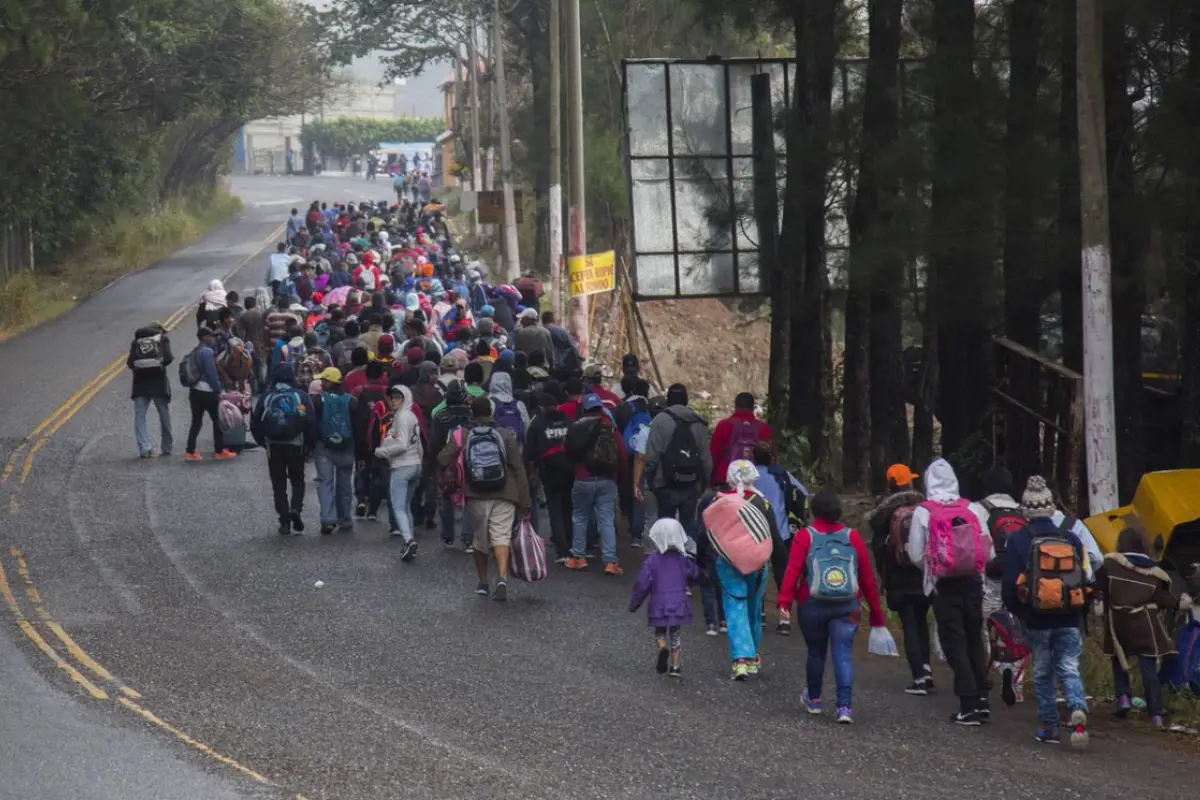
923, 458, 961, 503
271, 361, 296, 386
726, 460, 760, 494
490, 371, 515, 402
648, 518, 690, 556
388, 383, 414, 413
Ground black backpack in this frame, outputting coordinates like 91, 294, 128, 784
583, 420, 620, 476
661, 409, 703, 486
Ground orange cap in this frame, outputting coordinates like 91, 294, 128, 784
886, 464, 918, 487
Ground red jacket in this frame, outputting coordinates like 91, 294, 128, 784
709, 411, 773, 486
559, 399, 581, 421
777, 518, 885, 628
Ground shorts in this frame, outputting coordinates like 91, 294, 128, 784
466, 498, 517, 550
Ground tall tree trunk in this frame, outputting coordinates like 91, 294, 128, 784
930, 0, 988, 458
1179, 2, 1200, 466
1058, 0, 1083, 374
846, 0, 906, 490
1101, 0, 1145, 501
782, 0, 810, 431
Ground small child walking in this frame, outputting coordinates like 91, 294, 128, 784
630, 518, 699, 677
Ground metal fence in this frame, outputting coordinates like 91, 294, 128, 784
0, 221, 35, 281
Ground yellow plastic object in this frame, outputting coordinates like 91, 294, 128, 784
1083, 469, 1200, 558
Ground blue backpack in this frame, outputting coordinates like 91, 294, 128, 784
621, 403, 651, 453
312, 319, 331, 348
805, 527, 859, 602
261, 388, 306, 442
319, 392, 353, 450
492, 399, 524, 447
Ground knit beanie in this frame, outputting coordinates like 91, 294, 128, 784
1021, 475, 1055, 519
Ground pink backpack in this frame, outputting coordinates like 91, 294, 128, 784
702, 492, 774, 576
920, 499, 986, 579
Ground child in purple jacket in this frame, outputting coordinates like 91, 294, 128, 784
630, 518, 699, 677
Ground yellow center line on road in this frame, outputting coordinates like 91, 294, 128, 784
45, 620, 115, 683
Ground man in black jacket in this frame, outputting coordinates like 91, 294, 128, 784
128, 324, 174, 458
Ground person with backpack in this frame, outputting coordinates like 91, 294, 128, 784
250, 362, 316, 535
311, 367, 358, 535
978, 466, 1027, 618
182, 327, 236, 462
629, 518, 700, 678
128, 323, 174, 458
373, 385, 422, 560
906, 458, 994, 725
613, 379, 653, 548
564, 394, 627, 576
778, 489, 885, 723
437, 395, 531, 601
708, 392, 773, 488
525, 390, 574, 564
867, 463, 931, 694
643, 384, 711, 542
751, 441, 808, 635
1002, 475, 1090, 747
430, 380, 475, 550
196, 279, 227, 331
702, 461, 780, 681
351, 361, 391, 520
1096, 521, 1191, 731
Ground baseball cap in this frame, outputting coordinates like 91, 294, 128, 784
886, 463, 918, 487
317, 367, 343, 384
583, 363, 604, 379
581, 393, 603, 412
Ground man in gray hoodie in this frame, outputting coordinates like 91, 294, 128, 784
642, 383, 711, 540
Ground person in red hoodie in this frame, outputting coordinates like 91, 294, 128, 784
709, 392, 773, 487
778, 489, 886, 724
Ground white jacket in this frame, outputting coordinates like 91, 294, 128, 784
374, 385, 424, 468
906, 458, 994, 596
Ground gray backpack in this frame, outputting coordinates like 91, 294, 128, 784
464, 426, 507, 492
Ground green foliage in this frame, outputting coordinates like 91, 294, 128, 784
301, 116, 445, 161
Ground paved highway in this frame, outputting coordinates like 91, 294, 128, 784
0, 174, 1191, 799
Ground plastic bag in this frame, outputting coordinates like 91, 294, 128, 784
868, 626, 900, 657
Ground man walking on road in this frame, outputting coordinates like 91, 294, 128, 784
642, 383, 711, 539
312, 367, 358, 535
184, 328, 235, 462
128, 323, 174, 458
251, 362, 315, 535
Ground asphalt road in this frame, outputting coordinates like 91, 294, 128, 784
0, 174, 1193, 799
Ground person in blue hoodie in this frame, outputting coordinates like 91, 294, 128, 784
185, 327, 235, 462
1002, 474, 1089, 749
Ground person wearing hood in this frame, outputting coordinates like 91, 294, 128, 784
1096, 521, 1191, 731
374, 385, 423, 559
907, 458, 994, 725
1002, 475, 1091, 747
128, 323, 175, 458
778, 488, 885, 722
251, 362, 316, 536
642, 383, 712, 543
629, 518, 699, 678
196, 279, 227, 330
867, 463, 932, 694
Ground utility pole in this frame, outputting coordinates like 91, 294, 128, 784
492, 0, 521, 281
467, 22, 482, 237
1076, 0, 1118, 513
548, 0, 564, 315
564, 0, 589, 357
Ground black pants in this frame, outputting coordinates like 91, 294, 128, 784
544, 478, 574, 559
186, 389, 224, 454
896, 594, 934, 681
770, 530, 792, 593
268, 444, 306, 523
933, 578, 989, 704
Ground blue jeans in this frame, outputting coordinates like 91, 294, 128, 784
571, 477, 617, 563
715, 558, 768, 661
388, 464, 421, 540
1025, 626, 1088, 726
440, 495, 474, 546
315, 444, 355, 528
133, 396, 173, 455
797, 599, 860, 708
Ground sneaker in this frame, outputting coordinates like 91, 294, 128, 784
1112, 694, 1132, 718
776, 616, 791, 636
277, 522, 292, 536
474, 582, 489, 596
564, 557, 589, 570
977, 699, 991, 721
464, 544, 475, 555
835, 706, 853, 724
289, 510, 304, 532
366, 513, 378, 522
1151, 714, 1165, 730
320, 524, 335, 536
355, 502, 368, 518
656, 647, 669, 674
389, 529, 404, 537
140, 450, 154, 459
184, 452, 203, 462
213, 450, 237, 460
631, 538, 643, 549
443, 541, 457, 550
1001, 667, 1017, 707
801, 690, 822, 715
159, 451, 172, 458
1034, 726, 1061, 744
400, 540, 418, 562
554, 556, 570, 566
1068, 709, 1088, 750
668, 665, 682, 679
718, 621, 728, 634
746, 656, 760, 676
705, 624, 718, 637
732, 661, 749, 681
904, 681, 929, 696
950, 711, 982, 726
603, 563, 624, 577
492, 580, 507, 602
